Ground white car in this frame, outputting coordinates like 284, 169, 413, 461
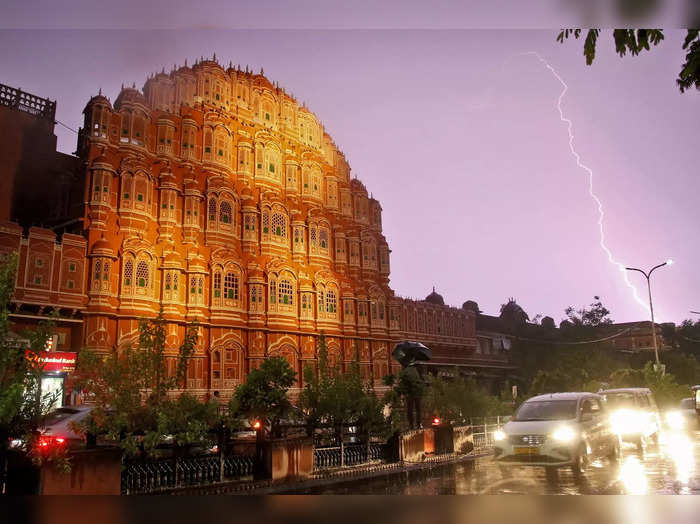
494, 392, 620, 477
599, 387, 661, 450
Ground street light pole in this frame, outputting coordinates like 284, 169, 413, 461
625, 260, 673, 370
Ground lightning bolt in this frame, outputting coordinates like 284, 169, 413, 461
521, 51, 650, 314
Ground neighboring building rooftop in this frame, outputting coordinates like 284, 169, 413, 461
0, 83, 56, 123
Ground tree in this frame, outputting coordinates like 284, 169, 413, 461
231, 356, 296, 438
73, 310, 208, 457
0, 253, 63, 486
564, 296, 613, 331
299, 334, 385, 443
557, 28, 700, 92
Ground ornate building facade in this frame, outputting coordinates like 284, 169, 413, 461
2, 58, 512, 401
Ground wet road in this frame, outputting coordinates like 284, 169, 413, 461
293, 430, 700, 494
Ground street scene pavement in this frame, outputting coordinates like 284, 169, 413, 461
294, 429, 700, 494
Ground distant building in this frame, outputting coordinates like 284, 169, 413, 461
0, 83, 83, 230
603, 321, 672, 354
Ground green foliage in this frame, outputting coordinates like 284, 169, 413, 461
73, 311, 205, 456
499, 298, 529, 332
601, 362, 690, 410
557, 28, 699, 93
299, 334, 387, 442
423, 375, 508, 423
231, 356, 296, 437
0, 253, 62, 472
564, 296, 613, 334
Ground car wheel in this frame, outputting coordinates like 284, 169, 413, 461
572, 445, 588, 479
636, 435, 646, 453
608, 436, 621, 463
545, 466, 559, 483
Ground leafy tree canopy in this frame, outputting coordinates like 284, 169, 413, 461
557, 29, 700, 92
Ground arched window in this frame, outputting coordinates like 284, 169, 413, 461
94, 260, 102, 284
326, 290, 337, 314
278, 280, 293, 305
269, 279, 276, 304
136, 261, 149, 288
302, 294, 309, 311
319, 229, 329, 250
213, 272, 221, 298
262, 212, 270, 234
224, 272, 239, 300
251, 286, 258, 304
103, 262, 110, 281
219, 200, 232, 225
208, 198, 217, 222
124, 260, 133, 287
317, 290, 325, 314
165, 272, 172, 290
198, 277, 204, 298
271, 213, 286, 238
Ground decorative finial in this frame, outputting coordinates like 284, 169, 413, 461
213, 52, 217, 61
98, 87, 102, 96
132, 82, 136, 88
162, 66, 165, 74
228, 60, 232, 68
260, 67, 264, 75
432, 286, 436, 293
184, 58, 188, 67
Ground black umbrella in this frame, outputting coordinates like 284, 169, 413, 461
392, 341, 432, 368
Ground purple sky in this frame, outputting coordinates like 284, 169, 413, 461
1, 8, 698, 324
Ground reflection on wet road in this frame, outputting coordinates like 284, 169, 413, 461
294, 430, 700, 494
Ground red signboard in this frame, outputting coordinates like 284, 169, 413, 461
25, 351, 77, 373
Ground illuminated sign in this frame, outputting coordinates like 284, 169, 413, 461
25, 351, 77, 373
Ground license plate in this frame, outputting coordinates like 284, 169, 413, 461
514, 446, 539, 455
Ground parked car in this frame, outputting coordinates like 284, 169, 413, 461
10, 406, 96, 452
599, 388, 660, 450
665, 398, 699, 432
494, 392, 619, 478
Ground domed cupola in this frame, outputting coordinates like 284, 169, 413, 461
424, 286, 444, 306
462, 300, 480, 313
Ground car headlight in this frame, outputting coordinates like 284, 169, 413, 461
494, 430, 506, 441
551, 426, 577, 442
610, 409, 644, 434
665, 411, 685, 430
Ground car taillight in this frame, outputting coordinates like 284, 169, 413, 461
38, 436, 67, 450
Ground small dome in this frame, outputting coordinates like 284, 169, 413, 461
90, 237, 113, 257
424, 287, 444, 306
462, 300, 480, 312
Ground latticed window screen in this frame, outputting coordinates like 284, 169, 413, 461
219, 201, 232, 224
262, 212, 270, 233
271, 213, 286, 237
214, 272, 221, 298
302, 294, 308, 310
319, 229, 329, 249
326, 291, 337, 314
198, 277, 204, 295
136, 261, 149, 287
94, 260, 101, 282
208, 198, 217, 221
278, 280, 293, 305
124, 260, 133, 286
269, 280, 276, 303
173, 273, 178, 290
165, 272, 172, 290
251, 287, 257, 303
190, 276, 197, 294
224, 272, 239, 300
318, 291, 324, 313
310, 228, 317, 244
103, 262, 109, 280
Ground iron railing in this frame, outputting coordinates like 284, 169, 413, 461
121, 454, 255, 494
313, 443, 387, 471
468, 416, 511, 453
0, 83, 56, 122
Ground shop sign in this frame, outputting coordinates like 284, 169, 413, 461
25, 351, 77, 373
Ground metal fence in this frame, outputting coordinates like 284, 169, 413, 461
468, 416, 510, 453
313, 443, 387, 471
121, 454, 255, 494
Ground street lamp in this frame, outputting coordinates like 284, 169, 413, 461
625, 259, 673, 370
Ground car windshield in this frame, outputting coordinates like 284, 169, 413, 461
514, 400, 578, 421
603, 393, 637, 409
43, 408, 80, 426
680, 398, 695, 410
